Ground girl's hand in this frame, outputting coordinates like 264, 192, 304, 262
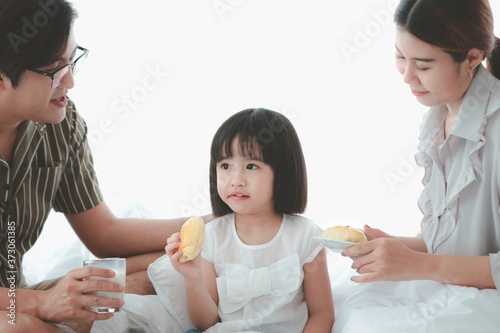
165, 232, 202, 281
343, 237, 426, 283
362, 225, 393, 240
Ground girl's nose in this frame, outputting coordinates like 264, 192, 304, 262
231, 171, 245, 187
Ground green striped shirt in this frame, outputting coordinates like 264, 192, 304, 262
0, 99, 103, 288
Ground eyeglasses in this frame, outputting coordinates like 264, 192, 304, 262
28, 46, 89, 88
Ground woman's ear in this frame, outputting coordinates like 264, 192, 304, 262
467, 48, 485, 72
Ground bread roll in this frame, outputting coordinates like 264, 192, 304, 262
179, 217, 205, 263
321, 226, 367, 244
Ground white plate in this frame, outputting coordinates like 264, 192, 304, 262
313, 237, 358, 253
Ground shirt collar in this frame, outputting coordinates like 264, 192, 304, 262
0, 121, 45, 167
451, 64, 497, 142
418, 104, 446, 153
419, 64, 499, 151
10, 120, 46, 172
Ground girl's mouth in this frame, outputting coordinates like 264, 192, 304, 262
230, 192, 249, 200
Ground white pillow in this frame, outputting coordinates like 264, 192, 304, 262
147, 254, 196, 331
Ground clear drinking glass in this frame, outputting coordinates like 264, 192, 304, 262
83, 258, 126, 313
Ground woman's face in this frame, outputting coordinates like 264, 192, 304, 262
395, 28, 471, 110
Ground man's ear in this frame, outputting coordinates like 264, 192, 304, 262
0, 73, 11, 91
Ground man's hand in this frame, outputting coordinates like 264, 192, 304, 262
39, 266, 124, 323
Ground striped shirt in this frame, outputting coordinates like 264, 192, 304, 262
0, 99, 103, 288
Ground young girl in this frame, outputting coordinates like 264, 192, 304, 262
166, 108, 334, 332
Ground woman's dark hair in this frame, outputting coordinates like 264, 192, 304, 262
0, 0, 78, 87
209, 108, 307, 217
394, 0, 500, 79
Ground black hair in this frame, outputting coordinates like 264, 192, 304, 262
394, 0, 499, 78
209, 108, 307, 217
0, 0, 78, 87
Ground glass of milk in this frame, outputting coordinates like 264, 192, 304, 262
83, 258, 126, 313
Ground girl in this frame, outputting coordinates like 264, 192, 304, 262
166, 108, 334, 332
345, 0, 500, 290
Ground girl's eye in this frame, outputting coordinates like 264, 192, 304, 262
246, 164, 258, 170
220, 163, 230, 170
416, 66, 429, 72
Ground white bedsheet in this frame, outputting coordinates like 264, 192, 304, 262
22, 203, 500, 332
93, 253, 500, 333
333, 280, 500, 333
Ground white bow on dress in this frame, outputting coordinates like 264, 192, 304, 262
216, 254, 301, 314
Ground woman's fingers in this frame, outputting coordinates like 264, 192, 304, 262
347, 238, 422, 283
363, 225, 392, 240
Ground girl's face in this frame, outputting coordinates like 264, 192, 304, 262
2, 30, 77, 125
395, 29, 472, 110
216, 137, 275, 217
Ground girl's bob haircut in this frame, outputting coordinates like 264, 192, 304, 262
210, 108, 307, 217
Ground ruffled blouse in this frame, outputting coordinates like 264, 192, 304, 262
416, 65, 500, 290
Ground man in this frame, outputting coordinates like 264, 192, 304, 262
0, 1, 211, 332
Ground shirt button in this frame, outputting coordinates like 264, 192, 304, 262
3, 184, 9, 190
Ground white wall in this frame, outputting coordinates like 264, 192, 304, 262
64, 0, 500, 236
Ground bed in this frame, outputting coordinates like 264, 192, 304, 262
23, 202, 500, 333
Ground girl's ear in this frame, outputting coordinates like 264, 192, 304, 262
466, 48, 484, 72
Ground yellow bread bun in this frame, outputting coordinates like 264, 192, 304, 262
179, 217, 205, 263
321, 226, 367, 244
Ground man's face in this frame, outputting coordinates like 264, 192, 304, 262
2, 30, 77, 125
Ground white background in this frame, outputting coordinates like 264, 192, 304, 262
69, 0, 500, 235
27, 0, 500, 269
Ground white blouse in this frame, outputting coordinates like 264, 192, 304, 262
202, 213, 323, 333
416, 64, 500, 290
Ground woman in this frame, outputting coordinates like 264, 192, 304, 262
345, 0, 500, 290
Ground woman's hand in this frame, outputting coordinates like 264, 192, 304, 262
343, 237, 426, 283
39, 267, 125, 323
165, 232, 202, 282
362, 225, 393, 240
